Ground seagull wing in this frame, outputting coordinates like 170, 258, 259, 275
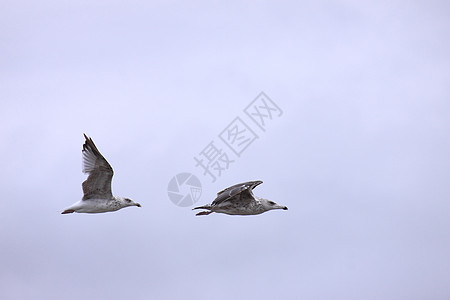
81, 134, 114, 200
212, 180, 263, 206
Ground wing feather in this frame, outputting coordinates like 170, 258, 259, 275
81, 134, 114, 200
212, 180, 262, 206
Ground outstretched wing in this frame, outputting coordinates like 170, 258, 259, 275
212, 180, 262, 206
81, 134, 114, 200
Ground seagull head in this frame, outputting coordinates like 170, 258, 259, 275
260, 198, 288, 212
119, 197, 142, 208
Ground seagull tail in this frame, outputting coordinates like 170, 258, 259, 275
192, 205, 212, 216
192, 205, 211, 211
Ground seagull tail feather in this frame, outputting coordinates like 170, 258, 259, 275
192, 205, 211, 211
192, 205, 212, 216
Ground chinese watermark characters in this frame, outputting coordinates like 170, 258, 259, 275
194, 92, 282, 183
168, 92, 283, 206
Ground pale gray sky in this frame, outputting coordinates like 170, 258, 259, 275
1, 1, 449, 299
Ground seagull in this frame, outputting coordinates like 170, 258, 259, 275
61, 134, 141, 214
193, 180, 287, 216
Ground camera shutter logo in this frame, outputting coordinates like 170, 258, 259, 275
167, 173, 202, 207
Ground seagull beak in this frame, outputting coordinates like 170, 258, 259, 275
273, 204, 288, 211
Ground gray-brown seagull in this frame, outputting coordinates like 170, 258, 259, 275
193, 180, 287, 216
61, 134, 141, 214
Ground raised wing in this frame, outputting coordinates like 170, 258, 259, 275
81, 134, 114, 200
212, 180, 262, 206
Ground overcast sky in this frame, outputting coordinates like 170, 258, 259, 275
1, 1, 449, 299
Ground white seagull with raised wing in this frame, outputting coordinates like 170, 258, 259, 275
62, 134, 141, 214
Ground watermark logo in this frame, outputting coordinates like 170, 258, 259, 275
167, 173, 202, 207
219, 117, 258, 157
194, 141, 235, 183
168, 92, 283, 206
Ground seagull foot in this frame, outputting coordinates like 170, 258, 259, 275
195, 211, 212, 216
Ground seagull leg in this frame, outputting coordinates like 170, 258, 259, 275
195, 211, 212, 216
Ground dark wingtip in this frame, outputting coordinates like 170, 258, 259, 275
82, 134, 103, 157
83, 134, 90, 149
249, 180, 263, 189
